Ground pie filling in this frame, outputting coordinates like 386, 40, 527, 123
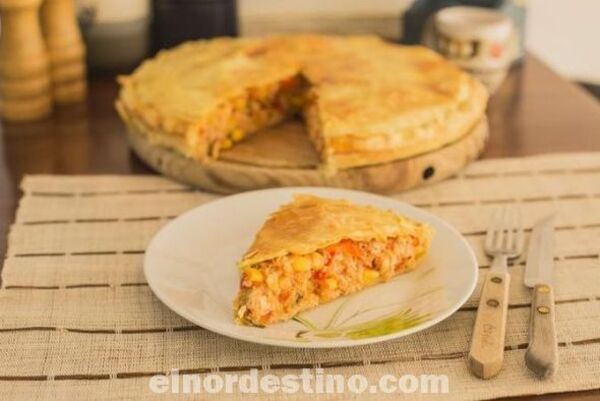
234, 235, 426, 327
203, 75, 307, 158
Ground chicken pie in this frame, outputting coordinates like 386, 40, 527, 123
116, 35, 487, 172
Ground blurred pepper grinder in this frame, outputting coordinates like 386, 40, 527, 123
41, 0, 87, 104
0, 0, 52, 122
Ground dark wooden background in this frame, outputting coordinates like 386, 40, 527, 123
1, 55, 599, 400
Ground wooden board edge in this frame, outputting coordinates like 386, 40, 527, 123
126, 118, 489, 194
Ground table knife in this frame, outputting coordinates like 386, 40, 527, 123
524, 214, 559, 378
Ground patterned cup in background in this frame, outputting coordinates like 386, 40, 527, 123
432, 6, 515, 94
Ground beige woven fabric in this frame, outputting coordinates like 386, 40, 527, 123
1, 152, 600, 400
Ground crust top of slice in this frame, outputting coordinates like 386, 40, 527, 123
239, 195, 431, 268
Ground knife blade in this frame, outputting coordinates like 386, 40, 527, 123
524, 213, 559, 378
524, 214, 555, 287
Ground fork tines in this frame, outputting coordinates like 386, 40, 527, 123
485, 207, 524, 257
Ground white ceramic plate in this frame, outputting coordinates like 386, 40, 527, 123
145, 187, 478, 348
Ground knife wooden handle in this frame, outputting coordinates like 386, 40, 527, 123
525, 284, 558, 378
468, 270, 510, 379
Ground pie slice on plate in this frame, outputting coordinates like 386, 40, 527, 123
234, 195, 432, 326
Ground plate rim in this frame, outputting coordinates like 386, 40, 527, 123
144, 187, 479, 348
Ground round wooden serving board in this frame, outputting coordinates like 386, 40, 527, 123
127, 118, 488, 194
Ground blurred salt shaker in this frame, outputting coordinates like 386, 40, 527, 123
433, 6, 515, 94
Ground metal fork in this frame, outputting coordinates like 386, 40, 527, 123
468, 207, 524, 379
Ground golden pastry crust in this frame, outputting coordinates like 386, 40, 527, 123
116, 35, 488, 171
239, 194, 431, 268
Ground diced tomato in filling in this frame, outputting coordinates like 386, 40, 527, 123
278, 289, 291, 303
279, 76, 299, 91
325, 239, 362, 259
312, 269, 327, 281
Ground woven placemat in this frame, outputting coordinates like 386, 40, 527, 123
1, 153, 600, 400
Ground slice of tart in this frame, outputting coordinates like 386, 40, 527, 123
233, 195, 432, 326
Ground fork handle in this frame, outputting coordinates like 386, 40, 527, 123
468, 269, 510, 379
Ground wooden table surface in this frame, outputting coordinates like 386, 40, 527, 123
1, 54, 600, 400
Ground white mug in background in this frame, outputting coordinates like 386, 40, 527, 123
431, 6, 515, 94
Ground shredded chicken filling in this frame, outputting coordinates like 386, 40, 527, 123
234, 235, 425, 326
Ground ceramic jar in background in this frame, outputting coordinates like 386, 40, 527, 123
432, 6, 515, 94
